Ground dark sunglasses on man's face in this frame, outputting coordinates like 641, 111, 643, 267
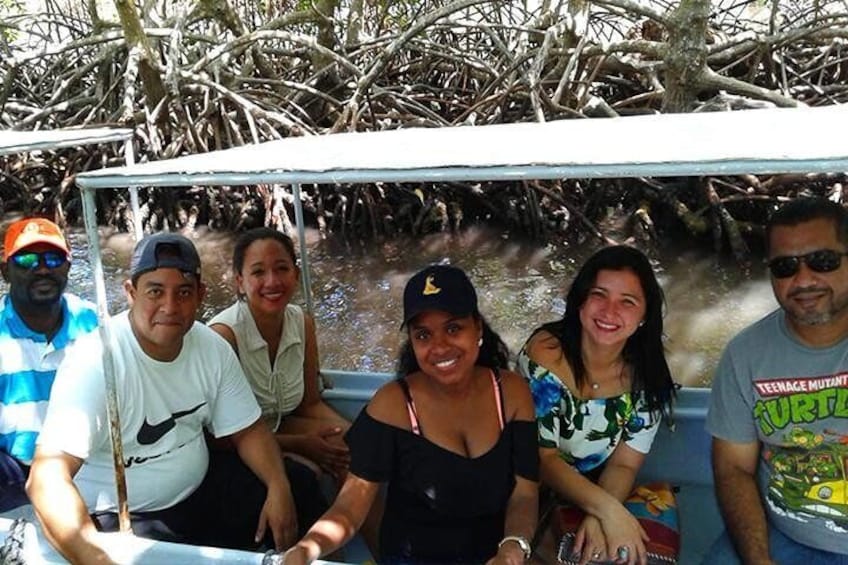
10, 250, 68, 270
767, 249, 848, 279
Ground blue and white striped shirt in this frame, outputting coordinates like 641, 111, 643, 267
0, 294, 98, 464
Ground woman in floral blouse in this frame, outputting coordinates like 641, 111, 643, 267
517, 245, 675, 565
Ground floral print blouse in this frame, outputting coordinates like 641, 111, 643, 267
517, 348, 661, 474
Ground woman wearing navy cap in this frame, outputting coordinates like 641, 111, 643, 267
281, 264, 539, 565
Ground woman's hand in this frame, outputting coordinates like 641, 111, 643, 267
299, 426, 351, 479
485, 540, 526, 565
598, 502, 648, 565
279, 544, 312, 565
573, 514, 607, 565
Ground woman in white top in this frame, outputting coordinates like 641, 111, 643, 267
209, 228, 350, 480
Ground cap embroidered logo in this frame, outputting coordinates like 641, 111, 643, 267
423, 275, 441, 296
3, 218, 70, 260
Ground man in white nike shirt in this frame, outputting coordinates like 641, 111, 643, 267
27, 233, 298, 564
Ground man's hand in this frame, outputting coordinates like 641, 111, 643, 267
27, 449, 118, 564
255, 480, 298, 551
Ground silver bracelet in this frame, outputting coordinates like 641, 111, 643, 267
498, 535, 531, 560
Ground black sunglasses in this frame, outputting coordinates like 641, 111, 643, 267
767, 249, 848, 279
10, 250, 68, 270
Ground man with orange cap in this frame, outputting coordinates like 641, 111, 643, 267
0, 218, 97, 511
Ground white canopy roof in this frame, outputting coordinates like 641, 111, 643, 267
75, 105, 847, 189
0, 128, 133, 156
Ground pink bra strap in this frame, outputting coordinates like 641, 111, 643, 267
491, 370, 505, 431
406, 402, 421, 435
399, 377, 422, 435
402, 373, 502, 435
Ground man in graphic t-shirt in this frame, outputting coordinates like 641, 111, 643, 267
705, 197, 848, 563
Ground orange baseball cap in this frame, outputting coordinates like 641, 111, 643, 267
3, 218, 70, 260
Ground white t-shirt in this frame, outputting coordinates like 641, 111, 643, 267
38, 310, 261, 513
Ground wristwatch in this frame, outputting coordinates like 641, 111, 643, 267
498, 535, 532, 560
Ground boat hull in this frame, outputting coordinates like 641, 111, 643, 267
1, 377, 720, 563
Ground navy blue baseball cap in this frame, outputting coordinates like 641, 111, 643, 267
130, 233, 201, 281
402, 264, 478, 327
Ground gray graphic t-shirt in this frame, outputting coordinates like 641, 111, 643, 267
707, 309, 848, 555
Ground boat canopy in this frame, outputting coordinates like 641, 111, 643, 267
72, 104, 848, 317
65, 106, 847, 552
2, 126, 141, 240
0, 128, 133, 156
75, 105, 847, 188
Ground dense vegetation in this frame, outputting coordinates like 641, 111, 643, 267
1, 0, 846, 260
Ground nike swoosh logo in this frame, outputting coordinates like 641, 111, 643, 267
136, 402, 206, 445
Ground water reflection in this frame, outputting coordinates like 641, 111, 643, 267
1, 225, 778, 387
660, 250, 776, 386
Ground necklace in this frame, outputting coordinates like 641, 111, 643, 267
586, 359, 624, 393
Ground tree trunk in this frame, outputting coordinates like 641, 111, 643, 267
308, 0, 342, 123
345, 0, 364, 49
113, 0, 167, 126
661, 0, 709, 113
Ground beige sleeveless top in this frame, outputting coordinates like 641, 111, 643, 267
209, 301, 306, 431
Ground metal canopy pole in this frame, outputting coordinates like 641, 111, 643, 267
291, 183, 314, 315
80, 187, 131, 533
123, 138, 143, 241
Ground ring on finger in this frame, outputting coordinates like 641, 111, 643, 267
591, 550, 602, 559
617, 545, 630, 560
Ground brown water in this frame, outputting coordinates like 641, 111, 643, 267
2, 225, 778, 387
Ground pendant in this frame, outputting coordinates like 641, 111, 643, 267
591, 382, 600, 390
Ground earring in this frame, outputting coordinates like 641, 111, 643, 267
638, 320, 645, 327
478, 337, 483, 347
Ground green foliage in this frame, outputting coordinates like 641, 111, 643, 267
0, 0, 22, 42
0, 0, 22, 12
